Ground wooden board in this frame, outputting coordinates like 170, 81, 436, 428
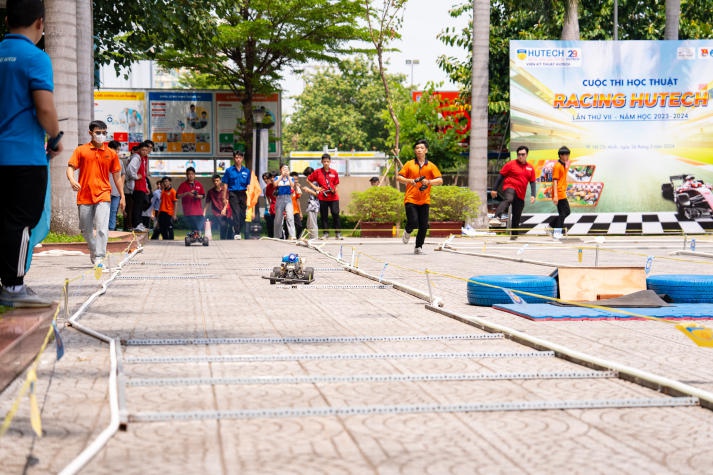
557, 267, 647, 302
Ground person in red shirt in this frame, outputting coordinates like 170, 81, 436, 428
307, 153, 342, 239
204, 173, 233, 240
176, 167, 206, 233
157, 176, 177, 240
66, 120, 124, 266
489, 145, 537, 238
396, 139, 443, 254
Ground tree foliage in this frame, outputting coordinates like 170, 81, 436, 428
93, 0, 369, 153
394, 84, 465, 172
283, 57, 410, 153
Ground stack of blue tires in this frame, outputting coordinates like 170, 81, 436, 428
467, 274, 558, 306
646, 274, 713, 303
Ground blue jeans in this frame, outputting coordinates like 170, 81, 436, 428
109, 194, 120, 231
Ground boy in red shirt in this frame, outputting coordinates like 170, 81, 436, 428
157, 176, 177, 240
66, 120, 124, 267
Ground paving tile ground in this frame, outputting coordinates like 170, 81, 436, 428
1, 233, 713, 474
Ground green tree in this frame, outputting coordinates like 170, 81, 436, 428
92, 0, 368, 160
284, 57, 410, 153
395, 85, 464, 174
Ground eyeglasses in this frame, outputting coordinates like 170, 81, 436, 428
93, 131, 108, 136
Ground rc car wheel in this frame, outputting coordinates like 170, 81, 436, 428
467, 274, 557, 306
661, 183, 674, 200
304, 267, 315, 283
184, 236, 191, 246
202, 237, 209, 246
269, 271, 278, 285
647, 274, 713, 303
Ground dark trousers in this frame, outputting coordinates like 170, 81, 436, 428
184, 215, 205, 233
131, 190, 148, 228
265, 213, 275, 238
157, 211, 174, 240
494, 188, 525, 235
209, 215, 234, 240
405, 202, 430, 249
319, 200, 340, 234
0, 166, 47, 287
553, 199, 571, 229
123, 193, 134, 231
228, 190, 247, 238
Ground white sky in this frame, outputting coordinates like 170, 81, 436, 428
279, 0, 470, 116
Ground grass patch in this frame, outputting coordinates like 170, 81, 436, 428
42, 232, 85, 243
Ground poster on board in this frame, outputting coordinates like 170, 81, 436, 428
215, 92, 281, 158
510, 40, 713, 214
148, 91, 213, 155
93, 91, 146, 157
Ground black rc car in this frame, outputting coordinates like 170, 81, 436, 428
184, 229, 209, 246
661, 174, 713, 220
265, 253, 314, 284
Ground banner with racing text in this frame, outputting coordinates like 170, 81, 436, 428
510, 40, 713, 215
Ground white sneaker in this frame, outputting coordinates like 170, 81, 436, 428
321, 233, 329, 240
488, 218, 502, 226
414, 247, 424, 255
134, 223, 147, 232
234, 234, 241, 240
335, 232, 343, 240
0, 286, 53, 308
402, 230, 411, 244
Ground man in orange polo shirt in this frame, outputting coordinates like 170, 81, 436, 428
396, 139, 443, 254
67, 120, 124, 267
551, 146, 571, 239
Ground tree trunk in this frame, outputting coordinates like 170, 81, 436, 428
664, 0, 681, 40
561, 0, 580, 40
469, 0, 490, 227
76, 0, 94, 132
45, 0, 81, 233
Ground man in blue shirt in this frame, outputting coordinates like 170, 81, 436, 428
0, 0, 63, 307
222, 150, 251, 239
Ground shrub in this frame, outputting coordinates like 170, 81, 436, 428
349, 186, 405, 223
429, 186, 481, 221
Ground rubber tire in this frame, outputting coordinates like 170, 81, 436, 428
269, 271, 277, 285
202, 238, 209, 246
184, 236, 191, 246
646, 274, 713, 303
304, 267, 314, 283
661, 183, 673, 200
467, 274, 557, 306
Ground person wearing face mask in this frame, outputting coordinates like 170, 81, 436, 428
66, 121, 125, 268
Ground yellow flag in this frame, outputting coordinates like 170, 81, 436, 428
28, 369, 42, 437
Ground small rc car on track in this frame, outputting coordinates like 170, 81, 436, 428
266, 253, 314, 284
661, 174, 713, 220
185, 229, 209, 246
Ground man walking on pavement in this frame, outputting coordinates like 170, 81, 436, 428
222, 150, 251, 240
396, 139, 443, 254
551, 146, 572, 239
0, 0, 64, 307
66, 120, 125, 268
489, 145, 536, 239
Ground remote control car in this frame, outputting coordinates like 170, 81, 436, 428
185, 229, 209, 246
661, 174, 713, 220
266, 253, 314, 284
